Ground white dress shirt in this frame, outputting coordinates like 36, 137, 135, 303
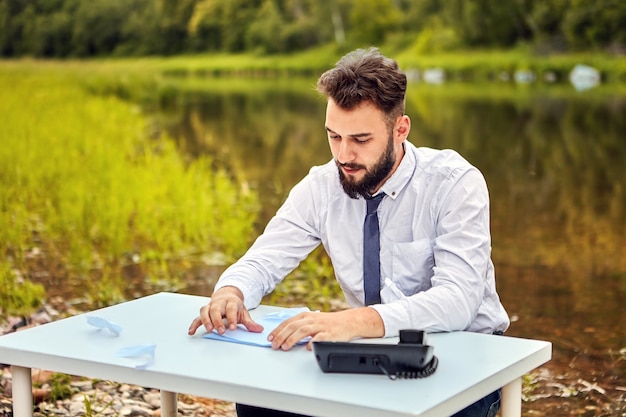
215, 141, 510, 337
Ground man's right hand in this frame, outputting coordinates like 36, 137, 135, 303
187, 286, 264, 336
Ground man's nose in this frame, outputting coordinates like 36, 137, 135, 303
336, 140, 355, 164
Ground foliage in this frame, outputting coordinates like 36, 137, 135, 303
0, 64, 259, 311
264, 247, 345, 311
1, 0, 625, 58
0, 264, 45, 316
83, 391, 115, 417
48, 373, 73, 402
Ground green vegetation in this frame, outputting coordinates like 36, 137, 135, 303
2, 0, 625, 58
0, 64, 259, 314
147, 47, 626, 83
265, 248, 344, 312
0, 263, 45, 317
7, 46, 624, 101
83, 391, 116, 417
47, 373, 73, 402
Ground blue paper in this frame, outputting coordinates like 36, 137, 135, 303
115, 343, 156, 370
86, 316, 122, 336
203, 307, 311, 347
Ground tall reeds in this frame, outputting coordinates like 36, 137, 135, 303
0, 66, 258, 314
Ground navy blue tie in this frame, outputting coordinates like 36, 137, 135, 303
363, 193, 385, 305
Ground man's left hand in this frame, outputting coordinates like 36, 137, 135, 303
268, 307, 384, 351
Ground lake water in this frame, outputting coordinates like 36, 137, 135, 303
152, 78, 626, 410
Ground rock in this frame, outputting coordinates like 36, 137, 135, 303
69, 400, 86, 415
70, 380, 93, 391
120, 405, 154, 417
142, 392, 162, 408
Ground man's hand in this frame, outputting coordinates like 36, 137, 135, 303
188, 286, 263, 336
268, 307, 384, 351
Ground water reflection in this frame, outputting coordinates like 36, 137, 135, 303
160, 81, 329, 224
153, 79, 626, 377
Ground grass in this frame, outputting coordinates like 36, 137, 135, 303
0, 65, 259, 314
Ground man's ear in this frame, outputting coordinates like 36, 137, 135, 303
395, 115, 411, 142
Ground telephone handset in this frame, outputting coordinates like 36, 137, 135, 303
313, 330, 438, 380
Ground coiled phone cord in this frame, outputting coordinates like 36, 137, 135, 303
375, 356, 439, 380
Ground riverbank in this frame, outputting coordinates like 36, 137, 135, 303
4, 45, 626, 84
121, 47, 626, 84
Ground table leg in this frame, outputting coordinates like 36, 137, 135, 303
500, 377, 522, 417
11, 365, 33, 417
161, 390, 178, 417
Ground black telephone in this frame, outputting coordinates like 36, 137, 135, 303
313, 330, 438, 380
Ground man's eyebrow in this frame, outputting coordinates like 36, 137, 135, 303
325, 127, 373, 139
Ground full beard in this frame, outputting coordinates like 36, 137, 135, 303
337, 134, 396, 199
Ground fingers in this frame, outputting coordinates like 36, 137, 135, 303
224, 298, 241, 331
188, 292, 263, 336
204, 287, 245, 334
241, 312, 264, 333
187, 316, 202, 335
306, 331, 335, 351
269, 312, 316, 351
208, 302, 227, 334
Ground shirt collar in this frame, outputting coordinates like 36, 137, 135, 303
378, 141, 416, 200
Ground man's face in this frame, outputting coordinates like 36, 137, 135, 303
325, 99, 406, 199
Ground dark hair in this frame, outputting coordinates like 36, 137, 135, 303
316, 47, 407, 127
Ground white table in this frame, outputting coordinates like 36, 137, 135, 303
0, 292, 551, 417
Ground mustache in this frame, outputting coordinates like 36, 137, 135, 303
336, 160, 366, 170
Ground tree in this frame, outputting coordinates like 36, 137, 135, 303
348, 0, 402, 46
188, 0, 223, 51
562, 0, 626, 50
441, 0, 531, 47
246, 0, 285, 53
31, 11, 73, 57
0, 0, 624, 58
155, 0, 196, 54
71, 0, 129, 56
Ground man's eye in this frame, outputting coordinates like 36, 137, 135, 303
330, 135, 341, 140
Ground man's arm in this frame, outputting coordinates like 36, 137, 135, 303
189, 168, 329, 337
212, 170, 326, 310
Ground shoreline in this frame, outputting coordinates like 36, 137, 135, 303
2, 48, 625, 85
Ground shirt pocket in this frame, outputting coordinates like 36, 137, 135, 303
391, 238, 434, 295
